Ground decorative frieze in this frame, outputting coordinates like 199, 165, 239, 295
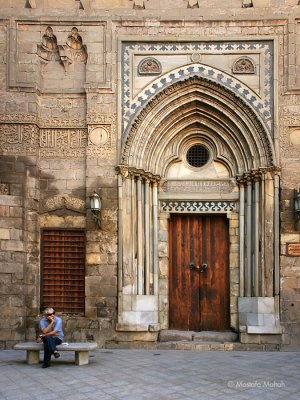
160, 180, 234, 193
0, 114, 116, 158
0, 114, 37, 124
39, 117, 86, 129
86, 114, 116, 125
160, 200, 237, 213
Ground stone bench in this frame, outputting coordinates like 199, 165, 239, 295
14, 342, 98, 366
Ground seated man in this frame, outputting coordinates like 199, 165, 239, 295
37, 307, 64, 368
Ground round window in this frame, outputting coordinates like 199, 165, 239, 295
186, 144, 209, 168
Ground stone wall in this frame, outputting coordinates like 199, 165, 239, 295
0, 156, 39, 348
0, 0, 300, 348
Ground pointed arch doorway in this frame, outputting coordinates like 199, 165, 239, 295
117, 73, 279, 337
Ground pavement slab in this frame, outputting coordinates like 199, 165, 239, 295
0, 349, 299, 400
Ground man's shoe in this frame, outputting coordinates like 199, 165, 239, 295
54, 352, 60, 359
42, 363, 50, 368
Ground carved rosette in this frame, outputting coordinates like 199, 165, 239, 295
138, 57, 162, 76
232, 57, 256, 74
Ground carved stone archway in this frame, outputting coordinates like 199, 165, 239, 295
117, 75, 280, 337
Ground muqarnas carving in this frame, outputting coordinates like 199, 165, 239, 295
42, 194, 85, 213
37, 26, 87, 71
187, 0, 199, 8
138, 57, 162, 75
130, 0, 146, 9
37, 27, 60, 65
58, 27, 88, 71
232, 57, 256, 74
0, 183, 9, 195
242, 0, 253, 7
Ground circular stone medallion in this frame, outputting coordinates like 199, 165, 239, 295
89, 126, 109, 146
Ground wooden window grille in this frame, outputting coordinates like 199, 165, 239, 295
41, 229, 86, 314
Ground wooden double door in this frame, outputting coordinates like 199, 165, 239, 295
169, 214, 230, 331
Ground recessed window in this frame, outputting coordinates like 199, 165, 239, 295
186, 144, 209, 168
41, 229, 86, 314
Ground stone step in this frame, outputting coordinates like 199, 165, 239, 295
156, 341, 280, 351
159, 330, 238, 343
106, 340, 280, 351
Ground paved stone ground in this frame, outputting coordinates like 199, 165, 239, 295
0, 349, 299, 400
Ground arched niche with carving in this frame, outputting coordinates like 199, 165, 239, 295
138, 57, 162, 76
232, 57, 256, 74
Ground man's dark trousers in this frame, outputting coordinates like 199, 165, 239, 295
42, 336, 62, 364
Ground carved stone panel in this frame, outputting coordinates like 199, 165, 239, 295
39, 128, 88, 158
0, 124, 39, 156
160, 180, 234, 193
279, 115, 300, 159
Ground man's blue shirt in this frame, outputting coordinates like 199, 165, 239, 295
40, 316, 64, 341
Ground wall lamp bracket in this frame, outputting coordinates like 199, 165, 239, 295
89, 190, 101, 229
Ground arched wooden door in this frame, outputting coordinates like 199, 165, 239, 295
169, 214, 230, 331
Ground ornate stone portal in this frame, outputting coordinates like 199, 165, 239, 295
117, 67, 281, 339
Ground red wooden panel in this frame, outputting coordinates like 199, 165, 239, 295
41, 229, 86, 314
169, 215, 229, 331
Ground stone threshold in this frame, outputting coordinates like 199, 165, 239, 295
159, 330, 238, 343
105, 340, 280, 351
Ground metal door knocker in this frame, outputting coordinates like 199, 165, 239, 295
189, 262, 208, 272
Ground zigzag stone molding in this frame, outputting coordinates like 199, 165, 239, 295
160, 200, 237, 213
